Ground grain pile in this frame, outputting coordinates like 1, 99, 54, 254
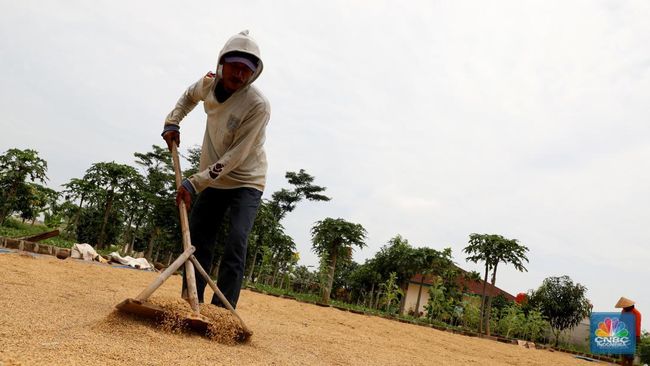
146, 297, 246, 344
0, 251, 598, 365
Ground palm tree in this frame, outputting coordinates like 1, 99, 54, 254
311, 217, 367, 304
463, 233, 528, 335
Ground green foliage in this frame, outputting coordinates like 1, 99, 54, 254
528, 275, 591, 346
496, 304, 526, 338
76, 206, 122, 246
268, 169, 330, 221
460, 296, 482, 330
524, 308, 550, 342
181, 145, 202, 177
81, 161, 140, 248
463, 233, 529, 334
491, 294, 512, 313
13, 183, 58, 224
379, 272, 403, 314
424, 277, 454, 322
311, 217, 366, 303
0, 217, 75, 247
331, 259, 359, 301
290, 264, 320, 294
0, 148, 49, 223
488, 302, 550, 341
639, 331, 650, 365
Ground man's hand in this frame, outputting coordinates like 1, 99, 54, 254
175, 185, 192, 209
162, 130, 180, 151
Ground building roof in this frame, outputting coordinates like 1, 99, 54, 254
410, 272, 516, 302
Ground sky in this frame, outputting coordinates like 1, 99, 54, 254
1, 0, 648, 324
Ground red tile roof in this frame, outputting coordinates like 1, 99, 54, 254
410, 272, 515, 301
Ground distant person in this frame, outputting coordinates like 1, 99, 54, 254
161, 30, 270, 309
615, 296, 642, 366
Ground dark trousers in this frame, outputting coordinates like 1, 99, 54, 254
182, 187, 262, 309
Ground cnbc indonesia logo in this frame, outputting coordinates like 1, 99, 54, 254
591, 314, 635, 354
595, 318, 629, 345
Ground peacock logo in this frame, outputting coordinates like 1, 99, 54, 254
591, 312, 635, 354
595, 317, 629, 338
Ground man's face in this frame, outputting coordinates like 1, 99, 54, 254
222, 61, 254, 93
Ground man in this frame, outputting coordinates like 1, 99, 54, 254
615, 296, 642, 366
161, 30, 270, 309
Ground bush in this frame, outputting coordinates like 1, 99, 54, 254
639, 332, 650, 365
459, 296, 481, 331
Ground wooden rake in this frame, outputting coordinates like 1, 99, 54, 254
115, 143, 252, 340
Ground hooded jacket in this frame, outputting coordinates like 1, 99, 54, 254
163, 31, 270, 193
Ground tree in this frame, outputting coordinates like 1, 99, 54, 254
61, 177, 97, 233
463, 233, 529, 335
413, 247, 455, 316
268, 169, 330, 221
311, 217, 366, 304
247, 169, 329, 286
181, 145, 202, 177
370, 235, 456, 314
424, 277, 453, 322
82, 162, 140, 248
528, 275, 592, 346
639, 332, 650, 366
331, 259, 359, 301
15, 183, 58, 225
0, 148, 48, 224
371, 235, 414, 308
380, 272, 403, 314
348, 259, 382, 308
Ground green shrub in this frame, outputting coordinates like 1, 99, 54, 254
639, 332, 650, 365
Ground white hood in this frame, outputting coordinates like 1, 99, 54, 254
217, 30, 264, 85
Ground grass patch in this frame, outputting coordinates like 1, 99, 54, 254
0, 217, 76, 248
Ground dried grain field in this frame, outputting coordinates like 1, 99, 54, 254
0, 251, 598, 366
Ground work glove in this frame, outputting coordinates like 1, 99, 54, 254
175, 179, 195, 210
161, 127, 180, 151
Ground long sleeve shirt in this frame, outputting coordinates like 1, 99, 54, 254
163, 71, 270, 193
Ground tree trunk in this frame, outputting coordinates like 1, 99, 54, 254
246, 249, 259, 284
399, 282, 408, 315
479, 263, 490, 334
123, 212, 135, 251
374, 286, 382, 310
0, 183, 19, 224
127, 221, 141, 256
368, 282, 375, 308
145, 228, 158, 261
97, 190, 114, 248
278, 273, 285, 290
485, 263, 498, 336
270, 262, 279, 287
166, 251, 173, 266
65, 194, 85, 233
322, 251, 338, 304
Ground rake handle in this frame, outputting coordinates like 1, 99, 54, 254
171, 144, 200, 315
135, 246, 196, 302
189, 255, 253, 335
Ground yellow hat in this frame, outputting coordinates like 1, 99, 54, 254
615, 297, 635, 308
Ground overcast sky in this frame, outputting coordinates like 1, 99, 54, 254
1, 0, 648, 323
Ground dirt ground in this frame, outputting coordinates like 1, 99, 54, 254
0, 250, 606, 366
